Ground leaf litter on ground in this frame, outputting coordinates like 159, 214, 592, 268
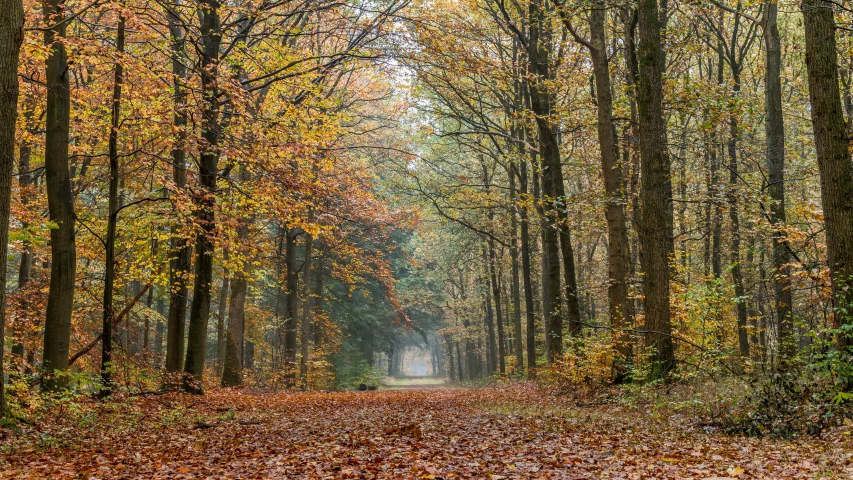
1, 382, 851, 479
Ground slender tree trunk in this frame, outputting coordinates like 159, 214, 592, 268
216, 254, 229, 371
100, 11, 126, 396
456, 341, 464, 381
0, 0, 23, 413
313, 246, 325, 347
221, 232, 248, 387
727, 72, 750, 358
488, 240, 506, 374
183, 0, 223, 392
764, 0, 793, 361
637, 0, 676, 379
482, 256, 498, 375
42, 0, 77, 391
528, 0, 564, 362
164, 3, 191, 375
12, 115, 33, 365
509, 163, 524, 373
300, 225, 313, 388
586, 6, 634, 381
519, 154, 537, 372
284, 228, 299, 384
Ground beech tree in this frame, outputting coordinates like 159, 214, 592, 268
0, 0, 24, 413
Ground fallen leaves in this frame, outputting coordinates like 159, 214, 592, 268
0, 382, 850, 479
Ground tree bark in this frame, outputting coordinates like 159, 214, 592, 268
764, 0, 793, 361
183, 0, 223, 392
0, 0, 23, 414
100, 10, 126, 396
637, 0, 676, 379
528, 0, 564, 363
585, 5, 634, 381
164, 2, 191, 375
300, 225, 313, 388
221, 229, 247, 387
519, 152, 537, 373
509, 162, 524, 373
42, 0, 77, 392
216, 254, 229, 371
727, 75, 750, 358
284, 228, 299, 384
802, 0, 853, 351
488, 240, 506, 374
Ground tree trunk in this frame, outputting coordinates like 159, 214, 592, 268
483, 268, 497, 375
488, 240, 506, 374
586, 6, 634, 381
764, 0, 793, 361
300, 226, 313, 388
11, 106, 33, 367
313, 246, 325, 347
183, 0, 223, 392
42, 0, 77, 392
509, 162, 524, 373
727, 71, 750, 359
284, 228, 299, 384
221, 230, 247, 387
528, 0, 564, 363
100, 11, 125, 396
801, 0, 853, 352
216, 254, 229, 371
0, 0, 23, 414
637, 0, 676, 379
164, 3, 191, 375
519, 153, 537, 372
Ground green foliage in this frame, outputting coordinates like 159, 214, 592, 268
332, 342, 383, 390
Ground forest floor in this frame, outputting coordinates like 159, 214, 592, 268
1, 382, 851, 479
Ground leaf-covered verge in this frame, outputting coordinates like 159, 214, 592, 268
1, 382, 850, 479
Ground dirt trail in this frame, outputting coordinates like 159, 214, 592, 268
3, 383, 851, 479
381, 376, 448, 390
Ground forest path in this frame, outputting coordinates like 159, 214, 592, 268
6, 383, 851, 479
381, 376, 448, 390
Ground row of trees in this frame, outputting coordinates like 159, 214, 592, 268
0, 0, 435, 411
397, 0, 853, 385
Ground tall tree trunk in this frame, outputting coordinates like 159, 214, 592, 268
802, 0, 853, 351
42, 0, 77, 391
284, 228, 299, 384
456, 341, 464, 381
12, 116, 33, 365
100, 10, 126, 396
446, 335, 455, 381
637, 0, 676, 379
727, 71, 749, 358
585, 5, 634, 381
764, 0, 793, 361
0, 0, 23, 414
482, 255, 498, 375
519, 153, 537, 372
528, 0, 564, 363
300, 224, 314, 388
509, 161, 524, 373
488, 240, 506, 374
164, 3, 191, 375
183, 0, 223, 392
216, 254, 229, 371
221, 229, 248, 387
313, 246, 325, 347
480, 158, 506, 374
